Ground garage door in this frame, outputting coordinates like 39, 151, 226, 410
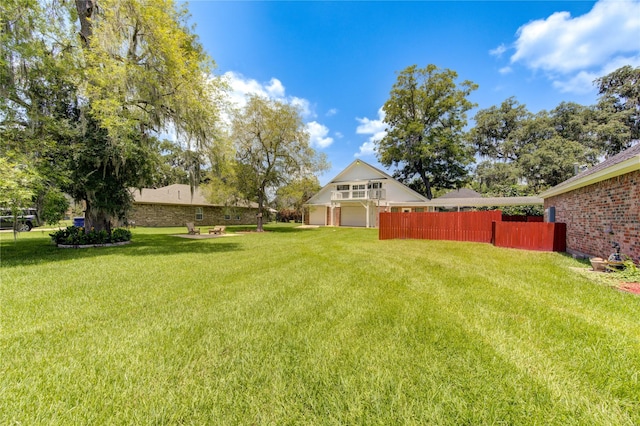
308, 206, 326, 226
341, 205, 366, 227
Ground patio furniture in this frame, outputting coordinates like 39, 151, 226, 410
208, 226, 226, 235
186, 222, 201, 235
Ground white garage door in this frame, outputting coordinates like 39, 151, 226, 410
341, 205, 366, 227
308, 207, 326, 225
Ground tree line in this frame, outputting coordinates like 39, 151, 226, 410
377, 64, 640, 203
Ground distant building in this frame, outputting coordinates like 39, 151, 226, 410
304, 160, 432, 228
130, 184, 259, 227
304, 160, 542, 227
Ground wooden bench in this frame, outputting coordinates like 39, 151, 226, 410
208, 226, 226, 235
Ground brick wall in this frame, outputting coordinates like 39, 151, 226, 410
130, 203, 259, 227
544, 169, 639, 261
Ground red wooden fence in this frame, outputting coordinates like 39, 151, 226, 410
379, 211, 566, 252
379, 211, 502, 243
493, 222, 566, 252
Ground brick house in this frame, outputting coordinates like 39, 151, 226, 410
540, 144, 640, 261
129, 184, 259, 227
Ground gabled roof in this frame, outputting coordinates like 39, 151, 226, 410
305, 159, 430, 205
131, 184, 257, 208
540, 143, 640, 198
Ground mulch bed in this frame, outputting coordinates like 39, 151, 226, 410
618, 282, 640, 295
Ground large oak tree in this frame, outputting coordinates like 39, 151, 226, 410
377, 64, 477, 199
73, 0, 225, 231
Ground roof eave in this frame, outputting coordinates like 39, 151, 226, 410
539, 156, 640, 199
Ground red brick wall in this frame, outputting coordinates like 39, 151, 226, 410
544, 170, 639, 261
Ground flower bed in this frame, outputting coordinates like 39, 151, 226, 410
50, 226, 132, 247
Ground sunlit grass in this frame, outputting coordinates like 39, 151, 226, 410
1, 224, 639, 424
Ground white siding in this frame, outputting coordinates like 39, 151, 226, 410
308, 206, 326, 225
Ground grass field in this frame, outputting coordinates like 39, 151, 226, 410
1, 224, 639, 424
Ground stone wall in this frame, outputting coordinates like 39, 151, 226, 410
130, 203, 259, 227
544, 170, 639, 260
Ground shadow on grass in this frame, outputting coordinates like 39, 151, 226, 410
0, 233, 243, 269
227, 223, 313, 233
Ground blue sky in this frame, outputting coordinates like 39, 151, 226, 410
184, 0, 640, 184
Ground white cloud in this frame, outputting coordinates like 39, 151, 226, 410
306, 121, 334, 149
265, 78, 285, 98
326, 108, 338, 117
499, 66, 513, 75
508, 0, 640, 93
552, 70, 600, 94
334, 131, 344, 139
223, 71, 270, 108
290, 96, 315, 119
355, 108, 387, 157
490, 44, 508, 58
222, 71, 316, 118
356, 141, 377, 157
553, 54, 640, 93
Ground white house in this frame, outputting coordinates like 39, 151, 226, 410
304, 159, 431, 228
304, 159, 545, 228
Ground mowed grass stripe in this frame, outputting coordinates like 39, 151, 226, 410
1, 224, 639, 424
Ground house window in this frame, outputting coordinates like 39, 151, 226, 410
224, 215, 231, 220
352, 184, 365, 198
195, 207, 203, 221
336, 184, 350, 191
415, 208, 424, 213
235, 215, 241, 221
402, 208, 411, 213
367, 182, 382, 189
391, 207, 400, 213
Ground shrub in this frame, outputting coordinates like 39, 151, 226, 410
612, 258, 640, 283
111, 228, 132, 242
50, 226, 132, 246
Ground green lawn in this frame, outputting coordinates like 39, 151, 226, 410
1, 224, 639, 424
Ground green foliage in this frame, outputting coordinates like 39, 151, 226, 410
378, 64, 477, 199
1, 0, 226, 235
232, 95, 329, 230
594, 65, 640, 155
470, 99, 599, 193
274, 176, 321, 212
111, 228, 133, 242
469, 97, 532, 162
612, 259, 640, 283
0, 157, 41, 212
49, 226, 131, 245
40, 188, 70, 225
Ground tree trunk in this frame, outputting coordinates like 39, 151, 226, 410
83, 198, 111, 234
417, 161, 433, 200
256, 191, 265, 232
75, 0, 96, 47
